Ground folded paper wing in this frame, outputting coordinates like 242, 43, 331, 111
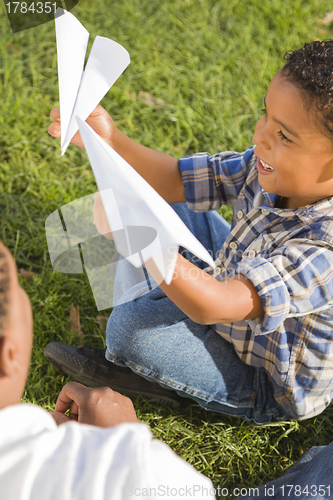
55, 8, 130, 155
77, 117, 215, 284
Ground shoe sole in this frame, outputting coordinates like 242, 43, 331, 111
44, 343, 183, 409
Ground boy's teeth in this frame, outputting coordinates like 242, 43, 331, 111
260, 159, 274, 171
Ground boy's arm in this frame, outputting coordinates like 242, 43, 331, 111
146, 254, 264, 325
109, 128, 186, 204
48, 106, 185, 204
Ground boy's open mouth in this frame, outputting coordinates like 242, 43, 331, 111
259, 159, 274, 171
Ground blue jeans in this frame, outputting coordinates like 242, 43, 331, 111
238, 442, 333, 499
106, 204, 285, 424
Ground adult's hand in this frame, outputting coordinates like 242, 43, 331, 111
50, 381, 138, 427
48, 104, 116, 149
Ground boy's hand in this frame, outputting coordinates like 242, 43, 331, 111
49, 102, 185, 204
48, 104, 116, 149
50, 381, 138, 427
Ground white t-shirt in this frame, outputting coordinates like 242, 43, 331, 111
0, 404, 215, 499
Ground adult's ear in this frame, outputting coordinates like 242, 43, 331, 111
0, 334, 18, 378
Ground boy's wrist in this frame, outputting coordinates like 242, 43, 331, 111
106, 126, 121, 150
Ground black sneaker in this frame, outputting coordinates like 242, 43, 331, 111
44, 342, 183, 409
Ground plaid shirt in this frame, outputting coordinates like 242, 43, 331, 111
179, 146, 333, 420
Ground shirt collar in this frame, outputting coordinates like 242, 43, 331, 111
257, 189, 333, 216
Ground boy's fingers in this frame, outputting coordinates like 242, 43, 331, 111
50, 107, 60, 120
48, 122, 61, 138
50, 105, 100, 122
88, 104, 103, 117
55, 381, 88, 413
48, 107, 61, 138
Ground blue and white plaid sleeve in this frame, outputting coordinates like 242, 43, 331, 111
178, 147, 255, 211
235, 239, 333, 336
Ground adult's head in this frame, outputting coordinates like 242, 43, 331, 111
0, 243, 33, 409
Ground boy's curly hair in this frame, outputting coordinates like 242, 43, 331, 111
281, 40, 333, 138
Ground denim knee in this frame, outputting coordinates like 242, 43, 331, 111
106, 300, 139, 359
106, 288, 173, 359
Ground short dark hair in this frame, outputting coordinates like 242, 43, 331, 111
281, 40, 333, 138
0, 251, 11, 338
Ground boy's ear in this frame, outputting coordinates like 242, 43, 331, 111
0, 335, 17, 378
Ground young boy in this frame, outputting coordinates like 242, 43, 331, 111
47, 40, 333, 424
0, 241, 216, 499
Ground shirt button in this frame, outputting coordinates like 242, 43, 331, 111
261, 209, 269, 216
213, 267, 222, 277
236, 210, 244, 219
229, 241, 238, 251
248, 250, 256, 258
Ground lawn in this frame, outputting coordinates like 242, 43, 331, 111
1, 0, 333, 496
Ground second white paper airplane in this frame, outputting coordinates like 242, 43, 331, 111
77, 118, 216, 284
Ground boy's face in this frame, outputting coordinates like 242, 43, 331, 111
253, 71, 333, 209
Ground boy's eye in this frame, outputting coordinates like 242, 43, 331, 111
278, 130, 292, 143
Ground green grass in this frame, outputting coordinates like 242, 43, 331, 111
1, 0, 333, 496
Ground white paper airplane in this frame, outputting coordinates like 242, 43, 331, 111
55, 8, 130, 155
77, 117, 216, 284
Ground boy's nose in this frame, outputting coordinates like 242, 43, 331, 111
253, 116, 270, 149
